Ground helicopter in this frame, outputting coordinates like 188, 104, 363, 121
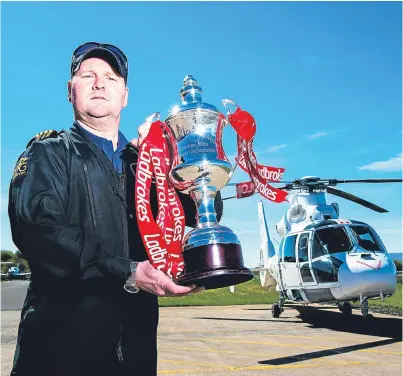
224, 176, 402, 318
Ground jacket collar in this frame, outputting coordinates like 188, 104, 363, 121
69, 122, 138, 154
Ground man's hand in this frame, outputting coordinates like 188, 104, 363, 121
131, 121, 152, 149
135, 261, 205, 297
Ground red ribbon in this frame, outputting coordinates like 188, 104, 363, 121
134, 121, 186, 278
236, 181, 255, 199
227, 108, 288, 203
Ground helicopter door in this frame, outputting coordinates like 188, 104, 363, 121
297, 232, 317, 286
280, 234, 301, 290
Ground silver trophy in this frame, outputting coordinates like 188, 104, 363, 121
165, 75, 253, 289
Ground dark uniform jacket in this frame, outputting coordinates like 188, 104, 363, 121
8, 123, 223, 376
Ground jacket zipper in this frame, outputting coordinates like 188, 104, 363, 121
120, 168, 129, 259
83, 164, 97, 228
116, 324, 124, 362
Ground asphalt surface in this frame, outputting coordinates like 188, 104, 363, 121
1, 281, 402, 376
1, 280, 29, 311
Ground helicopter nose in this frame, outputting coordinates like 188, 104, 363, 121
335, 254, 397, 300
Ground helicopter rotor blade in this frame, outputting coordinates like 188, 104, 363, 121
222, 195, 238, 201
326, 186, 388, 213
226, 181, 295, 187
324, 178, 403, 185
266, 181, 295, 184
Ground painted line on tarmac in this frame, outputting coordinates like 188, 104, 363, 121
162, 337, 402, 355
160, 359, 221, 368
159, 330, 380, 343
159, 345, 246, 355
162, 337, 324, 350
158, 360, 376, 374
158, 345, 401, 365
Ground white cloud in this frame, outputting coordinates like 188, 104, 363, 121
300, 49, 380, 67
265, 144, 289, 153
307, 130, 340, 140
308, 131, 328, 140
357, 153, 402, 172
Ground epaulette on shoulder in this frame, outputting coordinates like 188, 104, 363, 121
26, 130, 59, 148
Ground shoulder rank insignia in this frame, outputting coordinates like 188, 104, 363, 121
26, 129, 59, 148
11, 156, 30, 184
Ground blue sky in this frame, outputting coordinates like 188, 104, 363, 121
1, 1, 402, 267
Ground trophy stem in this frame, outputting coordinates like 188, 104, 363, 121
189, 178, 218, 228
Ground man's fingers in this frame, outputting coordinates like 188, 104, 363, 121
162, 278, 197, 295
131, 121, 152, 148
138, 122, 151, 135
188, 286, 205, 294
164, 286, 205, 297
130, 138, 139, 148
135, 261, 206, 297
162, 278, 206, 296
164, 281, 195, 294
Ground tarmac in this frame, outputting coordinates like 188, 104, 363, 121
1, 281, 402, 376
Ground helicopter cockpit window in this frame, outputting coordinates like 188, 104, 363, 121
279, 239, 285, 261
298, 234, 309, 262
349, 226, 384, 252
312, 233, 328, 259
312, 226, 352, 257
283, 235, 297, 262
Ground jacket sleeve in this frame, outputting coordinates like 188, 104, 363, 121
178, 190, 224, 228
8, 141, 131, 290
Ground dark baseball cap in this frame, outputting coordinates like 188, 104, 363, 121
71, 42, 129, 83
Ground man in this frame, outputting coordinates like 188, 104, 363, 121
8, 42, 223, 376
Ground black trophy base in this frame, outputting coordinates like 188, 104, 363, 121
175, 243, 254, 290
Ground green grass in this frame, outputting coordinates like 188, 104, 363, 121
159, 277, 279, 307
364, 283, 402, 309
159, 277, 402, 310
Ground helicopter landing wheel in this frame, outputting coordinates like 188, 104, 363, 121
340, 302, 352, 316
272, 303, 281, 318
360, 297, 372, 318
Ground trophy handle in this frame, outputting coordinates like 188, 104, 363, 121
222, 99, 256, 142
142, 112, 193, 191
222, 98, 238, 114
145, 112, 161, 124
220, 99, 241, 178
160, 121, 194, 191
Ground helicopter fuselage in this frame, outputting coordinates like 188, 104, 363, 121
251, 177, 402, 317
269, 220, 397, 304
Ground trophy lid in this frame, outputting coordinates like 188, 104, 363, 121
180, 74, 203, 103
167, 74, 220, 117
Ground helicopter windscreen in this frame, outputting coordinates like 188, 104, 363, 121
312, 226, 352, 257
310, 226, 351, 284
348, 225, 384, 252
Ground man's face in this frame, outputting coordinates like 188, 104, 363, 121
68, 57, 128, 120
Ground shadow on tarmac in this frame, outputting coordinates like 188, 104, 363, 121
258, 337, 398, 365
195, 304, 402, 365
258, 304, 402, 365
293, 304, 402, 340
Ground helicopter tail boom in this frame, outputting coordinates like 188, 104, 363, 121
258, 201, 276, 258
255, 201, 278, 288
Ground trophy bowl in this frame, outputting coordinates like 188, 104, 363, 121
165, 75, 253, 290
